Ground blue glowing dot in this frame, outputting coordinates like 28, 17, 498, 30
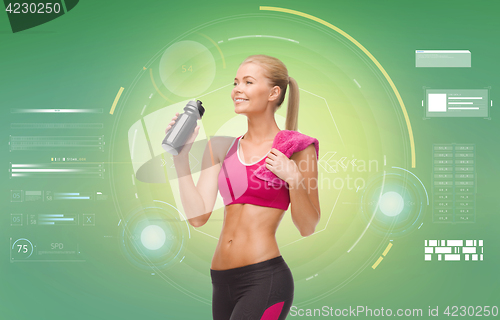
141, 225, 166, 250
379, 191, 404, 217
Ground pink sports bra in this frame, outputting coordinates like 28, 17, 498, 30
218, 135, 290, 210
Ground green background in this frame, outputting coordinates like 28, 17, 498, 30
1, 0, 499, 319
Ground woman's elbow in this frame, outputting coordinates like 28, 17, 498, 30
300, 229, 314, 237
300, 213, 320, 237
188, 212, 211, 228
188, 219, 202, 228
300, 230, 308, 237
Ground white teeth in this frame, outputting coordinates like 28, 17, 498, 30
235, 99, 247, 101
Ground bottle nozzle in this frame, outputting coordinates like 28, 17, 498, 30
196, 100, 205, 118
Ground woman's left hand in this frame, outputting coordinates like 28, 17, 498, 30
265, 148, 302, 186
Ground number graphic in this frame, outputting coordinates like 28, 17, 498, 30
181, 65, 193, 73
12, 238, 34, 259
5, 1, 78, 33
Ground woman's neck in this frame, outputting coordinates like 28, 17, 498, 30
243, 112, 281, 143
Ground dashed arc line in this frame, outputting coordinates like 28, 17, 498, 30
372, 242, 393, 269
109, 87, 124, 115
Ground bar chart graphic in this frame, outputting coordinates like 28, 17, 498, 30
10, 163, 105, 179
38, 214, 77, 226
9, 135, 104, 151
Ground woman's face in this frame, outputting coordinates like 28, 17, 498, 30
231, 62, 279, 115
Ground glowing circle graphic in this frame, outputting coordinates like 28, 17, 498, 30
159, 40, 216, 97
379, 191, 405, 217
141, 225, 166, 250
120, 204, 188, 271
361, 169, 427, 238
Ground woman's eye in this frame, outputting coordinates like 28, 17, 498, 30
246, 81, 252, 84
233, 82, 237, 86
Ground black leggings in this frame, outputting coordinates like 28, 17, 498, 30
210, 255, 294, 320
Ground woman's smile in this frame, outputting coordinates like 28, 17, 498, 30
234, 97, 249, 104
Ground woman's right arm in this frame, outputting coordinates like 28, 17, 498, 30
173, 140, 221, 228
166, 114, 224, 227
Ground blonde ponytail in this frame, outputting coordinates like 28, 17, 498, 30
285, 76, 299, 131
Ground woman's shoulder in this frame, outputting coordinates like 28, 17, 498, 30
207, 136, 239, 163
274, 130, 319, 159
275, 130, 317, 141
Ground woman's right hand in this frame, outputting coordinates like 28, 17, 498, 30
165, 112, 200, 159
165, 112, 180, 134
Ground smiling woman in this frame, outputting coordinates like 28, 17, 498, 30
166, 54, 320, 320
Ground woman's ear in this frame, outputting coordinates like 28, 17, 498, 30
268, 85, 281, 102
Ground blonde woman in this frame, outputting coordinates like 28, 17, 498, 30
166, 55, 320, 320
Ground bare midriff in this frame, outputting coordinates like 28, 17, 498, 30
210, 203, 285, 270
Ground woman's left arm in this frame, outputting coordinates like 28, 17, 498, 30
266, 144, 320, 236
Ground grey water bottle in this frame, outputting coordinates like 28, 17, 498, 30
162, 100, 205, 155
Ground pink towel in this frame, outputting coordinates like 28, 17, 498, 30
254, 130, 319, 186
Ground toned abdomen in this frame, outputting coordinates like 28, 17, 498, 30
210, 203, 285, 270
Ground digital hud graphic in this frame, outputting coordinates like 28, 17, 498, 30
1, 1, 499, 319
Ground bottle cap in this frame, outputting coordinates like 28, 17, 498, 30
196, 100, 205, 118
